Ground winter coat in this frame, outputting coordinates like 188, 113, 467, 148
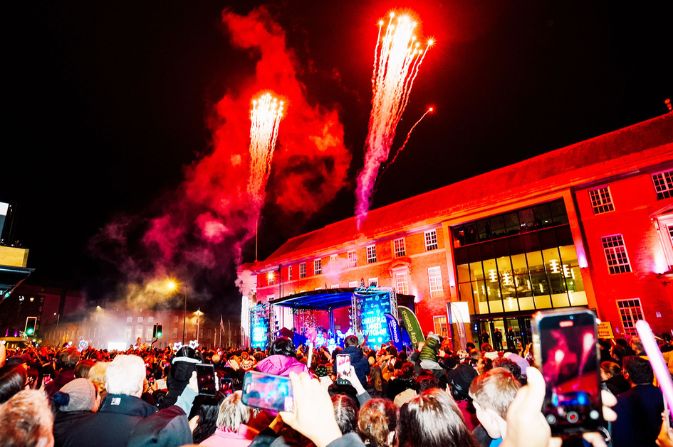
612, 384, 664, 447
255, 354, 309, 377
61, 394, 191, 447
53, 410, 93, 447
338, 346, 370, 386
604, 374, 630, 396
419, 335, 440, 363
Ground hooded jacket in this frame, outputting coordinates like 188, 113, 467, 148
419, 334, 440, 362
255, 354, 309, 377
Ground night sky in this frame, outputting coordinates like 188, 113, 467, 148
4, 0, 671, 317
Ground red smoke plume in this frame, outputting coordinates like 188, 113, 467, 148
96, 7, 351, 298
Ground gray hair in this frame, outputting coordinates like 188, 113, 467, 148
216, 391, 250, 431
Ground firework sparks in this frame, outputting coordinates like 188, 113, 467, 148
248, 92, 284, 205
355, 11, 433, 224
387, 106, 434, 168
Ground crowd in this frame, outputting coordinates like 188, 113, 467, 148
0, 330, 672, 447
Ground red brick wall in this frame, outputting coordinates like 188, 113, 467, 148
576, 171, 673, 336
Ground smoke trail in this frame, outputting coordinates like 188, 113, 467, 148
355, 11, 433, 226
386, 107, 434, 168
91, 7, 350, 305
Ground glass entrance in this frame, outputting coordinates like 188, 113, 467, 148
471, 315, 532, 352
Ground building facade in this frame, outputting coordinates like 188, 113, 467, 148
240, 113, 673, 346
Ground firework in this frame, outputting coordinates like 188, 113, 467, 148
355, 11, 433, 223
248, 92, 284, 204
387, 106, 434, 167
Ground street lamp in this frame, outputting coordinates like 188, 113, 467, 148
194, 309, 204, 345
165, 279, 187, 345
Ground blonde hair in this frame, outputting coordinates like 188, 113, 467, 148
216, 391, 250, 431
0, 390, 54, 447
88, 361, 109, 394
468, 367, 520, 418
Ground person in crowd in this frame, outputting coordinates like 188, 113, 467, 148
446, 359, 479, 430
385, 362, 415, 403
256, 337, 309, 377
357, 398, 397, 447
418, 333, 442, 371
45, 348, 80, 397
469, 368, 521, 447
191, 401, 220, 444
63, 354, 194, 447
200, 391, 258, 447
332, 394, 359, 436
0, 389, 55, 447
0, 364, 28, 403
160, 346, 202, 409
52, 378, 100, 447
491, 358, 523, 385
397, 388, 479, 447
493, 329, 503, 351
629, 336, 646, 357
612, 356, 664, 447
599, 361, 630, 396
476, 356, 493, 375
87, 361, 109, 400
337, 335, 370, 386
74, 359, 95, 379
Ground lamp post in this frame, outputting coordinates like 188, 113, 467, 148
194, 309, 204, 345
166, 279, 186, 345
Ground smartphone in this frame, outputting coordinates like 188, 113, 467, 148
195, 364, 217, 396
336, 354, 352, 385
43, 374, 52, 386
242, 371, 293, 412
532, 309, 604, 436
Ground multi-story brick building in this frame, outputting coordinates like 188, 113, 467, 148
240, 113, 673, 347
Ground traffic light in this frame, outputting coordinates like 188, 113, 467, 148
153, 323, 163, 339
25, 316, 37, 336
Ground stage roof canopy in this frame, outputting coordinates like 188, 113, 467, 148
269, 288, 356, 310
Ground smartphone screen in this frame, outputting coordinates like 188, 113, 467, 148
533, 309, 604, 435
195, 364, 217, 396
242, 371, 293, 412
43, 374, 52, 385
336, 354, 351, 384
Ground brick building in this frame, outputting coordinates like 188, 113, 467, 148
240, 113, 673, 347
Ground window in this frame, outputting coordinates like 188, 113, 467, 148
288, 265, 292, 281
348, 281, 359, 288
267, 271, 276, 285
366, 245, 377, 264
299, 262, 307, 278
652, 170, 673, 199
126, 317, 133, 323
348, 251, 357, 268
330, 284, 339, 289
368, 278, 378, 287
393, 238, 406, 257
137, 317, 143, 323
425, 230, 439, 251
394, 270, 409, 295
602, 235, 632, 274
147, 316, 154, 323
428, 266, 444, 297
330, 254, 338, 262
314, 259, 322, 275
589, 187, 615, 214
617, 298, 644, 336
433, 315, 448, 337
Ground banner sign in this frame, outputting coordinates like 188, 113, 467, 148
398, 306, 425, 346
384, 313, 403, 350
597, 321, 614, 339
